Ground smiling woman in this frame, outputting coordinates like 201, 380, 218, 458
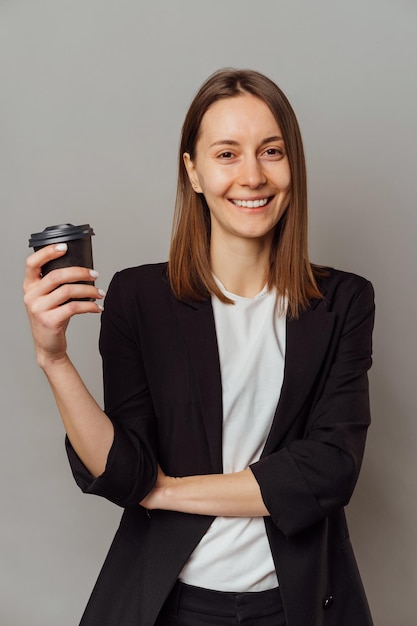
182, 95, 292, 297
169, 69, 325, 314
23, 68, 375, 626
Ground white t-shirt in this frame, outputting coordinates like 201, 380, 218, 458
179, 278, 286, 591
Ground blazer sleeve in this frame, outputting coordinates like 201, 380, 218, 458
250, 278, 375, 538
66, 271, 158, 508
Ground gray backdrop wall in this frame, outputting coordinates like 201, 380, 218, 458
1, 1, 416, 625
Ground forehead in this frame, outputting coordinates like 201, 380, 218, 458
198, 94, 282, 144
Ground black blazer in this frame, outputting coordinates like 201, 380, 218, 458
67, 263, 375, 626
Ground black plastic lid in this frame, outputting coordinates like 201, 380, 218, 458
29, 223, 95, 248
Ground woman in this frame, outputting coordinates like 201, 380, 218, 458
24, 69, 375, 626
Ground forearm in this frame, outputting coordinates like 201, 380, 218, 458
43, 355, 114, 478
141, 467, 269, 517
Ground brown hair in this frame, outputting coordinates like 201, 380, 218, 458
168, 68, 325, 317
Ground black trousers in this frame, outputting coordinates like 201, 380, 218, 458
154, 581, 286, 626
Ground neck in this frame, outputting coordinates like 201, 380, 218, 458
210, 234, 272, 298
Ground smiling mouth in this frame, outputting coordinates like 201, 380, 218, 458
230, 197, 271, 209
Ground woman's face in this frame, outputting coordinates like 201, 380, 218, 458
184, 94, 291, 248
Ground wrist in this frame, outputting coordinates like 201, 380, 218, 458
37, 350, 70, 372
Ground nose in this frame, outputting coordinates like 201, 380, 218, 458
238, 156, 266, 188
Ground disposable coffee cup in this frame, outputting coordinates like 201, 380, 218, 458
29, 223, 95, 301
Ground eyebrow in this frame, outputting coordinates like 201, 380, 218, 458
209, 135, 284, 148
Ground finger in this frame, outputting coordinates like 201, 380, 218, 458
24, 268, 104, 316
40, 265, 99, 292
45, 282, 105, 309
51, 298, 105, 320
31, 298, 104, 331
25, 266, 99, 304
24, 243, 69, 285
29, 281, 105, 313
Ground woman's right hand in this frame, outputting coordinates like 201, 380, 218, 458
23, 243, 105, 368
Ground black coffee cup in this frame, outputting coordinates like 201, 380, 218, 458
29, 223, 95, 300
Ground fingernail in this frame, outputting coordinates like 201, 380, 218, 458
96, 303, 104, 311
90, 270, 99, 278
97, 288, 106, 297
55, 243, 67, 252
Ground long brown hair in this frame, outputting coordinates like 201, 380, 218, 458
168, 68, 325, 317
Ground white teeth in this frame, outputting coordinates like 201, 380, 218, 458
232, 198, 269, 208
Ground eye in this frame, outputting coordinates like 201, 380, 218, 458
217, 151, 235, 160
262, 147, 284, 157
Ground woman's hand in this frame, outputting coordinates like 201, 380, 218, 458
23, 243, 105, 368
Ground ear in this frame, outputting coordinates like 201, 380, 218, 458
183, 153, 202, 193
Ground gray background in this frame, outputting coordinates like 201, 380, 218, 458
1, 1, 416, 624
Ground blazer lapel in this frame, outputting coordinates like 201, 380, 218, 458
262, 300, 336, 456
173, 292, 336, 468
174, 297, 224, 473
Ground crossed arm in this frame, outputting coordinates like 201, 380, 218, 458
140, 465, 269, 517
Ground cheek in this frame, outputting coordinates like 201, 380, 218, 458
280, 168, 292, 192
197, 169, 231, 198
